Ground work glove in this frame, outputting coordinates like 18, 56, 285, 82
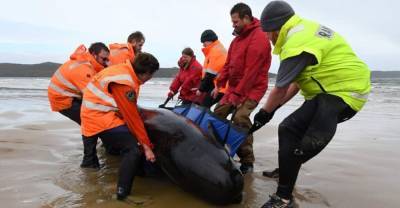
211, 88, 219, 99
249, 108, 275, 134
195, 90, 202, 96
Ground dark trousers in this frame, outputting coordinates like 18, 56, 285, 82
97, 126, 142, 193
276, 94, 356, 199
59, 99, 82, 125
58, 99, 100, 167
201, 92, 224, 108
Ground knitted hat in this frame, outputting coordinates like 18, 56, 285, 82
200, 29, 218, 43
261, 1, 295, 32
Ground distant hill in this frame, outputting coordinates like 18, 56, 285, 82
7, 63, 399, 79
155, 67, 179, 78
2, 62, 399, 79
0, 62, 61, 77
0, 62, 277, 78
371, 71, 400, 79
0, 62, 179, 78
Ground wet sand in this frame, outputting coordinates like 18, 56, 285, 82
1, 80, 399, 207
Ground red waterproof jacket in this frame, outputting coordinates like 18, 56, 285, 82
217, 18, 271, 104
169, 57, 202, 102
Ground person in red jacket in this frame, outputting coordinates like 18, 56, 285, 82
167, 47, 203, 104
212, 3, 272, 174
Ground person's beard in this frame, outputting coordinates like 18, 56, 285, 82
232, 26, 243, 36
183, 61, 190, 69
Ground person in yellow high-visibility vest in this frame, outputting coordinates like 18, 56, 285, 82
250, 1, 371, 207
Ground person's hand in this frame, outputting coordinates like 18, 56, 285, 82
229, 93, 242, 106
143, 145, 156, 163
196, 90, 201, 96
249, 108, 274, 134
211, 88, 219, 99
177, 57, 187, 68
167, 90, 175, 99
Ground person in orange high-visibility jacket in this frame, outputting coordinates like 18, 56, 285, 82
80, 53, 160, 200
48, 42, 109, 124
48, 43, 109, 170
196, 29, 227, 108
108, 31, 145, 65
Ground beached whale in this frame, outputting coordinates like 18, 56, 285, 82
140, 107, 244, 205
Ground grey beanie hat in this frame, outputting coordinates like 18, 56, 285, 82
261, 1, 295, 32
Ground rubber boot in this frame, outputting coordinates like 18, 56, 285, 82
263, 168, 279, 179
80, 136, 100, 169
239, 163, 254, 174
117, 186, 130, 200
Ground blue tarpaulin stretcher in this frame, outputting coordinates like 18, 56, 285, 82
172, 104, 247, 157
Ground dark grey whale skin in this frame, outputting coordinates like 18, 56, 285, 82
140, 107, 244, 205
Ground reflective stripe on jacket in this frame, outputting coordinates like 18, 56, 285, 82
81, 61, 139, 137
202, 40, 227, 93
47, 44, 104, 111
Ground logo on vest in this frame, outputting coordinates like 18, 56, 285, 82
316, 25, 334, 39
126, 91, 136, 102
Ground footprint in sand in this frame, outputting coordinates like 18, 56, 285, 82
0, 111, 24, 120
295, 188, 331, 207
16, 124, 47, 131
0, 147, 14, 153
113, 194, 153, 206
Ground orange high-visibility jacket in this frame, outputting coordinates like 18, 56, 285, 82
108, 43, 135, 65
80, 61, 152, 147
201, 40, 228, 93
48, 45, 105, 112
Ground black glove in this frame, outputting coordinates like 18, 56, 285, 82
249, 108, 275, 134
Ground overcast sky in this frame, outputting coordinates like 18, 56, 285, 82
0, 0, 398, 72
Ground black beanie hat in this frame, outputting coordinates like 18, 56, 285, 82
261, 1, 295, 32
200, 30, 218, 43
